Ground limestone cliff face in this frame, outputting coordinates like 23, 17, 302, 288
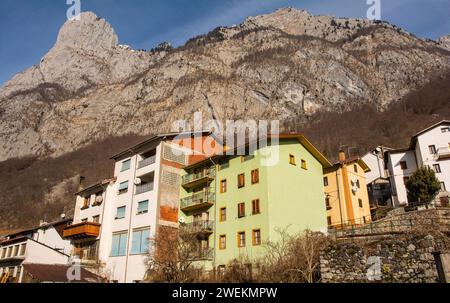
1, 8, 449, 161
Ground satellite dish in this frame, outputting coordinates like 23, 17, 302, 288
178, 217, 186, 224
61, 213, 66, 219
376, 147, 381, 152
95, 196, 103, 203
134, 178, 142, 185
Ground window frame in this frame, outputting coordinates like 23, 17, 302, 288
137, 200, 149, 215
433, 164, 442, 174
220, 179, 227, 193
219, 235, 227, 250
301, 159, 308, 170
252, 199, 261, 215
252, 229, 261, 246
237, 232, 246, 248
121, 159, 131, 172
289, 154, 296, 166
130, 228, 150, 255
324, 177, 329, 187
220, 207, 227, 222
400, 161, 408, 170
238, 203, 246, 218
251, 169, 259, 184
118, 181, 129, 195
429, 145, 437, 155
116, 206, 126, 220
111, 232, 128, 257
237, 174, 245, 189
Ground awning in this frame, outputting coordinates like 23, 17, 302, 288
22, 263, 106, 283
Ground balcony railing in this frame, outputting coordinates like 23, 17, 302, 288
180, 191, 215, 212
136, 182, 154, 195
181, 220, 214, 235
182, 167, 215, 189
138, 155, 156, 169
63, 222, 101, 239
436, 148, 450, 160
73, 243, 98, 263
188, 248, 214, 261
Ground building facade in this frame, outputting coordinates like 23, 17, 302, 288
178, 134, 331, 271
386, 121, 450, 207
324, 151, 372, 227
0, 219, 72, 283
63, 132, 221, 283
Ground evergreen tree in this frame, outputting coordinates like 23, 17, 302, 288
406, 166, 441, 208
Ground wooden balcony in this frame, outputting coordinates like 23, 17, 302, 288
63, 222, 101, 239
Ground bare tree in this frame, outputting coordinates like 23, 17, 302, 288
259, 228, 331, 283
145, 226, 204, 283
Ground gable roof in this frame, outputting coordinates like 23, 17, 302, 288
183, 134, 332, 169
110, 131, 216, 161
410, 120, 450, 149
327, 156, 371, 173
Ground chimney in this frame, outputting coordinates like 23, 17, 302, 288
338, 150, 346, 162
78, 176, 86, 191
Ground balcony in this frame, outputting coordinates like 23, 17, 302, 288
136, 182, 154, 195
181, 220, 214, 236
188, 248, 214, 261
436, 147, 450, 160
72, 241, 99, 264
180, 191, 215, 212
182, 168, 215, 189
63, 222, 101, 239
138, 155, 156, 169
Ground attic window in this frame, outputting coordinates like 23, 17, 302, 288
441, 127, 450, 133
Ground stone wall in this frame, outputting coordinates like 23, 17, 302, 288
320, 235, 439, 283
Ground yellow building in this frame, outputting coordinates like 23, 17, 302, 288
324, 151, 372, 227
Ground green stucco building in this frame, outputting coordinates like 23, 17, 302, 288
178, 135, 331, 270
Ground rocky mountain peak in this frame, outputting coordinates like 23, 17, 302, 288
54, 12, 119, 53
439, 35, 450, 50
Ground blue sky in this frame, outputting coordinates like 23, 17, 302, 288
1, 0, 449, 86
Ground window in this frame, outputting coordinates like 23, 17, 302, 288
118, 181, 129, 195
327, 216, 332, 226
121, 159, 131, 172
137, 200, 149, 215
434, 164, 442, 173
324, 177, 329, 187
81, 218, 88, 223
82, 197, 90, 209
326, 197, 331, 210
237, 232, 246, 248
1, 248, 6, 259
219, 235, 227, 250
220, 179, 227, 193
251, 169, 259, 184
116, 206, 126, 219
441, 182, 447, 192
356, 179, 361, 189
111, 232, 128, 257
92, 215, 100, 223
400, 161, 408, 170
238, 203, 246, 218
301, 160, 307, 170
252, 199, 261, 215
442, 127, 450, 133
354, 164, 358, 173
238, 174, 245, 188
252, 230, 261, 246
429, 145, 437, 155
403, 177, 410, 185
131, 228, 150, 255
220, 207, 227, 222
289, 154, 296, 166
358, 199, 363, 208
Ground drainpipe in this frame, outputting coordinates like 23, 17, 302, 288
335, 170, 344, 229
208, 157, 218, 272
124, 155, 139, 283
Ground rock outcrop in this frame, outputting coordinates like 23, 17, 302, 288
0, 8, 449, 161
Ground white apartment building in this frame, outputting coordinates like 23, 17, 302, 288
63, 132, 221, 283
0, 219, 73, 283
362, 146, 394, 208
385, 121, 450, 207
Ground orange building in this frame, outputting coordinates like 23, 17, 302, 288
324, 151, 372, 228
